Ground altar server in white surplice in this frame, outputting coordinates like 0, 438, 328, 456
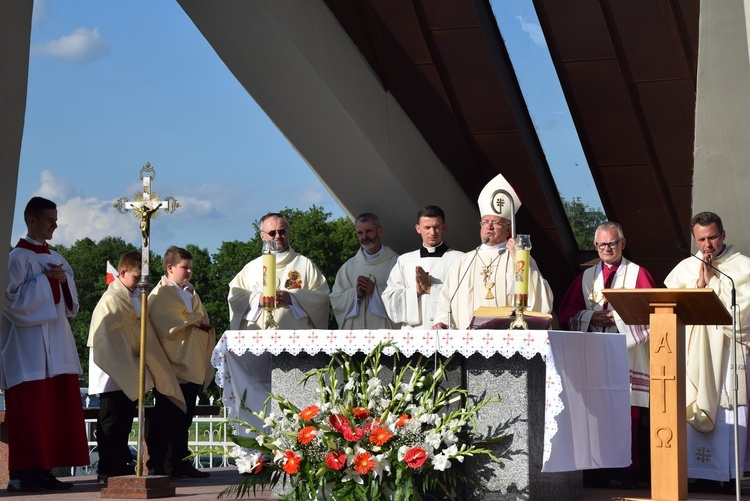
432, 173, 553, 330
665, 211, 750, 485
383, 206, 464, 329
227, 213, 330, 437
330, 213, 398, 329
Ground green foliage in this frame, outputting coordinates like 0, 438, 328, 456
562, 197, 606, 250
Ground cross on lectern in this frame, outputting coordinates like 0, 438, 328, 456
113, 163, 179, 478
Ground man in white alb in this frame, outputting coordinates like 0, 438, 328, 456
226, 213, 330, 439
665, 211, 750, 487
330, 213, 398, 329
383, 206, 464, 329
432, 173, 553, 330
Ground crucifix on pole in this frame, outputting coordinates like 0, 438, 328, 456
114, 163, 179, 477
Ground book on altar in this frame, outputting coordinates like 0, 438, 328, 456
469, 306, 553, 330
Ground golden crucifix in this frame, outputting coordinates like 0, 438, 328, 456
113, 163, 179, 476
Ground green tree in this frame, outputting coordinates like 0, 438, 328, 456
562, 197, 606, 250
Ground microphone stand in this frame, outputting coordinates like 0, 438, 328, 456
679, 244, 740, 500
445, 237, 490, 329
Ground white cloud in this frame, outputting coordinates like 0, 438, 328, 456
35, 169, 74, 201
32, 27, 110, 62
515, 15, 546, 47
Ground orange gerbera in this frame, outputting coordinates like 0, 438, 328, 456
352, 407, 370, 420
282, 450, 301, 474
298, 405, 320, 422
368, 426, 393, 446
352, 452, 375, 475
297, 426, 317, 445
395, 413, 411, 428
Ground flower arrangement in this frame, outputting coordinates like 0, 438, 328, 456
220, 343, 504, 500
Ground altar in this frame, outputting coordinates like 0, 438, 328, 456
213, 329, 631, 500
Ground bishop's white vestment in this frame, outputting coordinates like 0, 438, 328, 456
665, 244, 750, 481
330, 246, 399, 329
433, 244, 553, 330
382, 244, 464, 329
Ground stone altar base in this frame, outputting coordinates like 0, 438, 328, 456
271, 351, 582, 501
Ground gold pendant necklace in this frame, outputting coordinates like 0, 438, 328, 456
478, 252, 501, 300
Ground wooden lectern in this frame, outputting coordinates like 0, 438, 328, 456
603, 288, 731, 501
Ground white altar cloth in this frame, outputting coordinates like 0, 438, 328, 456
212, 329, 631, 472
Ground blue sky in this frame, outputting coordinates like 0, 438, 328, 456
14, 0, 597, 257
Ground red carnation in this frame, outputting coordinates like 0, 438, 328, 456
324, 451, 347, 471
404, 447, 427, 469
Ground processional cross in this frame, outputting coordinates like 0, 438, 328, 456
114, 163, 179, 476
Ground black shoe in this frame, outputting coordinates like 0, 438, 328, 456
148, 467, 169, 476
6, 479, 42, 493
171, 463, 210, 478
36, 470, 74, 490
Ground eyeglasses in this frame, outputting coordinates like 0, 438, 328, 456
263, 229, 287, 238
594, 240, 622, 250
479, 220, 508, 228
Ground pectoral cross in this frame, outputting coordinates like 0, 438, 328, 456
113, 162, 179, 477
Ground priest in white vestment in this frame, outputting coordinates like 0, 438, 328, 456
665, 211, 750, 484
433, 173, 553, 330
226, 213, 330, 439
330, 213, 398, 329
558, 221, 655, 486
383, 205, 464, 329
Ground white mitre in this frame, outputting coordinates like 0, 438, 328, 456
477, 172, 521, 218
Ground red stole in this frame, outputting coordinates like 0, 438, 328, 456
14, 238, 73, 310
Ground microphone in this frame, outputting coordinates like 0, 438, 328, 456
676, 243, 736, 307
446, 237, 491, 328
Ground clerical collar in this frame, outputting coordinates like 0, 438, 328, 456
420, 242, 449, 258
362, 245, 386, 261
714, 245, 728, 260
480, 241, 507, 251
602, 258, 622, 269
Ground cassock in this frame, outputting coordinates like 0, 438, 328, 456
382, 243, 464, 329
330, 246, 399, 329
0, 237, 89, 471
226, 247, 329, 438
149, 276, 216, 390
433, 243, 553, 330
665, 244, 750, 481
558, 258, 654, 408
87, 277, 185, 411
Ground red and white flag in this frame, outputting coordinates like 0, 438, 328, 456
106, 261, 118, 285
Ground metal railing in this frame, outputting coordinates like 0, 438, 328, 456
76, 395, 234, 476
